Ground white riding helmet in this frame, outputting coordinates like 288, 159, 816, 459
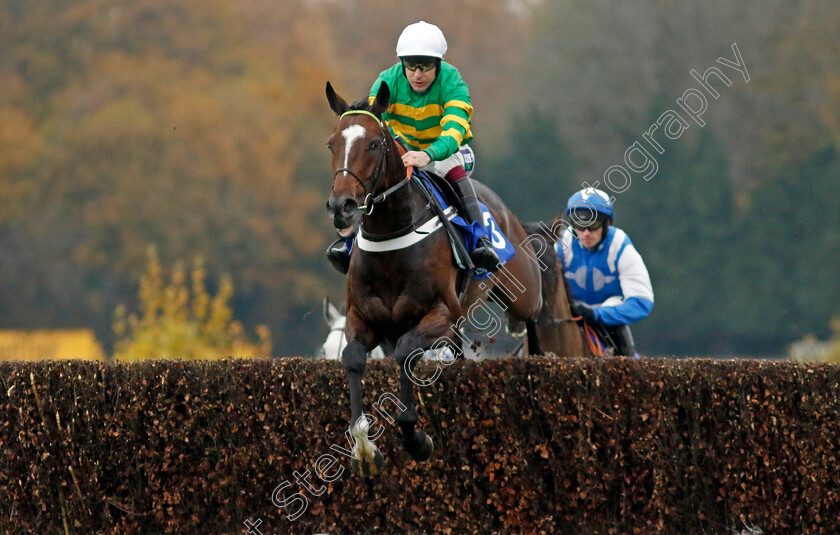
396, 21, 447, 59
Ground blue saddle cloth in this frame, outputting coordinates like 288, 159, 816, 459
419, 174, 516, 279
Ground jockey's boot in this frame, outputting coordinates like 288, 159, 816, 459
607, 324, 637, 357
325, 238, 351, 274
450, 173, 501, 272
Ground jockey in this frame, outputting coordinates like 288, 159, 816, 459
326, 21, 501, 274
555, 188, 654, 356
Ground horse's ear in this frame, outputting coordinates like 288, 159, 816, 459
549, 212, 568, 241
370, 81, 390, 116
326, 81, 349, 116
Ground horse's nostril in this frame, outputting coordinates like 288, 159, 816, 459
341, 199, 358, 215
326, 199, 339, 216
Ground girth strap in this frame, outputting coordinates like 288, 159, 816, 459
357, 208, 457, 252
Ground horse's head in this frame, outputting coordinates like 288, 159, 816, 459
324, 81, 395, 238
319, 297, 347, 359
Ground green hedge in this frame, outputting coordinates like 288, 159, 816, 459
1, 357, 838, 534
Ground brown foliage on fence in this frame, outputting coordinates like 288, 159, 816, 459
1, 357, 839, 534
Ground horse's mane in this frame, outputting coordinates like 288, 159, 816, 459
349, 99, 374, 112
522, 222, 561, 312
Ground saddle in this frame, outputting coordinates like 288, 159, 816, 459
410, 169, 474, 272
410, 169, 516, 279
354, 139, 514, 283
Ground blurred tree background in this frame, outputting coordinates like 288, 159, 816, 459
1, 0, 838, 357
112, 246, 271, 360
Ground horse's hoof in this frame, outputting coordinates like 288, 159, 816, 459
404, 432, 434, 462
350, 448, 384, 477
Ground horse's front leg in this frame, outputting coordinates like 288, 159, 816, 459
393, 304, 457, 463
341, 313, 383, 477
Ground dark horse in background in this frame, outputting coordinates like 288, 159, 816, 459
519, 220, 590, 358
325, 81, 547, 476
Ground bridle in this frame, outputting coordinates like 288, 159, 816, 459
334, 109, 411, 216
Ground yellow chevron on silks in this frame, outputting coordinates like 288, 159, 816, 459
396, 135, 434, 150
443, 100, 473, 116
389, 102, 445, 120
389, 119, 441, 141
367, 61, 476, 159
440, 128, 465, 146
441, 113, 470, 132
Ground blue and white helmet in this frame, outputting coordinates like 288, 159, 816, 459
565, 187, 614, 222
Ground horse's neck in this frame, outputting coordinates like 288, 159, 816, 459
361, 134, 428, 233
322, 329, 346, 359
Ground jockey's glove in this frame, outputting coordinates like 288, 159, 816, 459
572, 304, 597, 325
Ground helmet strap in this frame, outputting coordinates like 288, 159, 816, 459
595, 219, 611, 248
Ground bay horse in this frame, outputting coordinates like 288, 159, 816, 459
325, 81, 544, 476
319, 297, 457, 361
520, 221, 590, 357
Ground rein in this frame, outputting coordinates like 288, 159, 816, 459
583, 323, 607, 356
335, 109, 412, 215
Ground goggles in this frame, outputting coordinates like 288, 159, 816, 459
571, 219, 604, 232
402, 58, 437, 72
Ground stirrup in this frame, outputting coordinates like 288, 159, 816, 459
470, 237, 501, 272
325, 240, 350, 275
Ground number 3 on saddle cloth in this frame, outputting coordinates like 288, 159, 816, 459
339, 172, 516, 279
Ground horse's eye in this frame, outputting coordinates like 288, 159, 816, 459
369, 140, 381, 151
326, 139, 335, 151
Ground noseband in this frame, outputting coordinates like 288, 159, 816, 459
334, 109, 411, 215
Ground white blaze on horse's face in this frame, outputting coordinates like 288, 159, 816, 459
341, 124, 367, 170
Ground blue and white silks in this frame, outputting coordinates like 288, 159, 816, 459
555, 226, 654, 327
